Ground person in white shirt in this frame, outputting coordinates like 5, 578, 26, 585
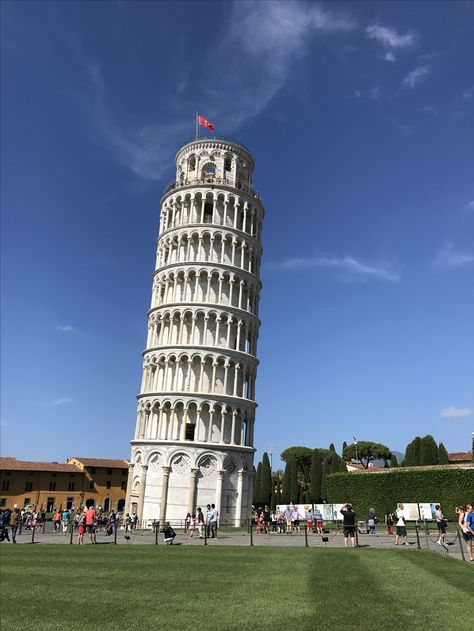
435, 504, 447, 547
394, 503, 408, 545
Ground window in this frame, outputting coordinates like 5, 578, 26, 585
189, 154, 196, 171
106, 481, 111, 489
90, 468, 96, 474
0, 498, 6, 507
46, 498, 55, 512
107, 469, 112, 475
203, 202, 213, 223
24, 497, 31, 507
1, 480, 10, 491
121, 480, 126, 490
66, 497, 73, 510
68, 482, 75, 491
89, 480, 95, 489
25, 481, 33, 492
49, 482, 56, 491
51, 473, 57, 478
121, 469, 127, 476
185, 424, 196, 441
224, 157, 232, 172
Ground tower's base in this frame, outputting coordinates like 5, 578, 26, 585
126, 442, 254, 527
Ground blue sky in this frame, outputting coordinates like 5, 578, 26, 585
1, 0, 473, 466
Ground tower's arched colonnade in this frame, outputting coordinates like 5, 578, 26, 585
126, 139, 264, 526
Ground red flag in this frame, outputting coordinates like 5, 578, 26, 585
198, 115, 215, 132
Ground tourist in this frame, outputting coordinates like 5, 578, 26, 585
196, 507, 205, 538
256, 512, 265, 534
270, 511, 278, 533
277, 510, 285, 533
340, 503, 356, 548
291, 507, 300, 533
10, 507, 20, 544
457, 505, 473, 562
61, 508, 70, 534
314, 508, 323, 535
184, 512, 191, 533
162, 522, 176, 544
385, 511, 394, 535
130, 511, 138, 529
394, 503, 408, 546
77, 511, 86, 545
53, 509, 61, 532
210, 503, 218, 538
306, 508, 313, 534
188, 514, 196, 538
85, 505, 97, 544
284, 506, 292, 533
264, 506, 271, 532
435, 504, 447, 547
367, 508, 377, 535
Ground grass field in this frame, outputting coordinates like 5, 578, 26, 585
1, 546, 471, 630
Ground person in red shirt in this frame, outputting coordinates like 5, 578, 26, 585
53, 510, 61, 532
84, 507, 97, 544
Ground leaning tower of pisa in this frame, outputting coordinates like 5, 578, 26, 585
125, 137, 264, 526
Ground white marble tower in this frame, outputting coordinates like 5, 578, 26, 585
125, 138, 264, 526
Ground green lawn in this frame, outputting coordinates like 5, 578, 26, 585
1, 546, 471, 630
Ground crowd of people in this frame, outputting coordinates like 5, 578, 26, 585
184, 504, 219, 539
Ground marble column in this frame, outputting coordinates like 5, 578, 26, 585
187, 468, 199, 515
136, 465, 148, 527
235, 470, 245, 526
160, 466, 171, 524
215, 469, 225, 523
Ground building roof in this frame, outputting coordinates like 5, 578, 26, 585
0, 457, 81, 473
448, 451, 472, 463
68, 457, 129, 469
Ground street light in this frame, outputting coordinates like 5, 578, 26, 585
353, 436, 359, 464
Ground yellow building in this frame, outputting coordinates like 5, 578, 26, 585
67, 457, 129, 512
0, 457, 129, 513
0, 457, 85, 512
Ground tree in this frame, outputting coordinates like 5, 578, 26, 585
390, 453, 399, 467
329, 443, 336, 453
290, 456, 299, 504
280, 446, 313, 486
330, 454, 341, 474
342, 441, 347, 454
412, 436, 422, 466
254, 462, 262, 505
310, 450, 322, 503
281, 460, 291, 504
259, 452, 272, 507
419, 435, 438, 465
437, 442, 449, 465
342, 441, 392, 469
320, 459, 328, 501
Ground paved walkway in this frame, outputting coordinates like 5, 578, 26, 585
5, 525, 468, 563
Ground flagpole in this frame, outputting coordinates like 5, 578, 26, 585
195, 111, 198, 140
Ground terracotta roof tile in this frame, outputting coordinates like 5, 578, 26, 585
448, 451, 472, 462
68, 457, 129, 469
0, 457, 81, 473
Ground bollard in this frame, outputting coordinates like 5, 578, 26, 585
355, 528, 359, 548
457, 531, 466, 562
69, 523, 74, 545
31, 525, 36, 545
415, 524, 421, 550
204, 523, 207, 546
42, 520, 46, 535
304, 525, 309, 548
247, 518, 250, 534
114, 524, 118, 545
250, 522, 253, 547
154, 522, 159, 545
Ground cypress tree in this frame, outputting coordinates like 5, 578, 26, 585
320, 459, 328, 501
254, 461, 262, 506
290, 456, 299, 504
437, 442, 449, 465
403, 440, 413, 466
419, 435, 438, 465
260, 452, 272, 507
311, 450, 322, 503
281, 460, 291, 504
275, 471, 282, 505
330, 454, 340, 474
270, 484, 276, 511
412, 436, 422, 466
390, 453, 398, 467
342, 441, 347, 454
329, 443, 336, 453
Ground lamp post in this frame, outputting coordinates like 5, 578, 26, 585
353, 436, 359, 465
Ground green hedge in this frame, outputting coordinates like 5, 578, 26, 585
327, 468, 474, 519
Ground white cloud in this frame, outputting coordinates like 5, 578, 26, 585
271, 255, 400, 282
463, 86, 474, 100
85, 1, 355, 180
56, 324, 76, 333
402, 64, 431, 89
463, 200, 474, 211
433, 242, 474, 270
366, 24, 416, 62
440, 407, 473, 418
44, 398, 75, 407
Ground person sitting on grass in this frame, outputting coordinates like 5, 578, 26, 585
163, 522, 176, 545
340, 503, 356, 548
